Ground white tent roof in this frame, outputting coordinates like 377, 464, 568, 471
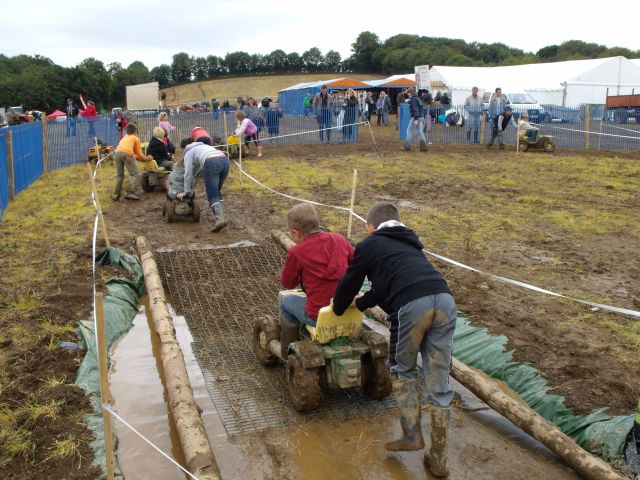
430, 57, 640, 93
365, 74, 415, 87
279, 78, 345, 92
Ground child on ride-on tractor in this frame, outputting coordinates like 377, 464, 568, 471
518, 113, 539, 144
279, 204, 354, 358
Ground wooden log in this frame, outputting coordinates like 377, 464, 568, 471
271, 230, 295, 251
479, 111, 487, 144
365, 306, 626, 480
135, 236, 221, 480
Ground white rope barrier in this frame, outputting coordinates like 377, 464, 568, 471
234, 159, 640, 319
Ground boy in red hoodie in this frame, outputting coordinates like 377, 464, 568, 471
279, 203, 354, 358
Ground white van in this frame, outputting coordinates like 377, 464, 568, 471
482, 91, 551, 123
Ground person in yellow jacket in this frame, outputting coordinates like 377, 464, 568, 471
112, 123, 154, 201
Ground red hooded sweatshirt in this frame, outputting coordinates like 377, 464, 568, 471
280, 231, 354, 319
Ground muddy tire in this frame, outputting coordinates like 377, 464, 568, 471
544, 140, 555, 153
253, 316, 279, 366
286, 354, 322, 412
363, 355, 392, 399
141, 175, 154, 192
165, 201, 176, 223
192, 202, 201, 223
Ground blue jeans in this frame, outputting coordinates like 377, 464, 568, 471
202, 156, 230, 205
389, 293, 457, 407
405, 118, 427, 148
317, 109, 332, 143
88, 120, 96, 139
66, 118, 77, 137
279, 291, 316, 330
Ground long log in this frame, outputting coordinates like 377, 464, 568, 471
270, 230, 626, 480
136, 236, 221, 480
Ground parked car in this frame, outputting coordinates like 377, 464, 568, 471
482, 91, 551, 123
543, 105, 582, 123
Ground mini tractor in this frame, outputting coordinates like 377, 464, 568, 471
163, 194, 201, 223
87, 142, 113, 163
141, 169, 170, 192
253, 290, 392, 412
518, 133, 556, 152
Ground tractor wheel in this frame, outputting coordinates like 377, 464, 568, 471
363, 354, 392, 399
286, 354, 322, 412
161, 203, 167, 216
165, 201, 176, 223
159, 175, 169, 192
252, 316, 279, 366
192, 202, 201, 223
141, 175, 154, 192
544, 140, 555, 153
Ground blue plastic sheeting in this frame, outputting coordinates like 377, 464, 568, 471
399, 103, 410, 140
0, 130, 8, 220
10, 122, 43, 195
279, 86, 323, 115
46, 114, 120, 171
453, 316, 634, 462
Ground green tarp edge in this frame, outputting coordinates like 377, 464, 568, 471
453, 315, 634, 462
75, 247, 145, 479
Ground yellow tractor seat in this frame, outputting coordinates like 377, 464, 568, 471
306, 305, 363, 345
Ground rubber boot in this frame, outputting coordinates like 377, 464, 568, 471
419, 140, 428, 151
211, 202, 227, 232
257, 145, 263, 157
424, 407, 450, 477
279, 321, 299, 359
385, 378, 424, 451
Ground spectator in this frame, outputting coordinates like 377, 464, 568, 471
242, 97, 265, 137
376, 94, 383, 126
380, 91, 392, 126
402, 87, 428, 152
266, 102, 283, 142
222, 99, 230, 110
464, 87, 483, 144
396, 88, 407, 130
342, 89, 359, 143
84, 100, 98, 139
441, 92, 451, 107
312, 85, 334, 144
303, 94, 314, 116
365, 91, 374, 123
65, 98, 80, 137
488, 87, 507, 120
211, 98, 220, 120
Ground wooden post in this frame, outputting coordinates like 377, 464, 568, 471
135, 237, 222, 480
347, 169, 358, 239
599, 88, 608, 150
95, 292, 116, 480
6, 129, 14, 200
584, 104, 591, 150
87, 161, 110, 249
42, 118, 48, 173
479, 111, 487, 144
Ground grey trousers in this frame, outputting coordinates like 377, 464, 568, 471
388, 293, 457, 407
113, 151, 139, 196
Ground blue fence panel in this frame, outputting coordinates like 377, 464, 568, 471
0, 130, 8, 220
11, 122, 43, 194
46, 114, 120, 171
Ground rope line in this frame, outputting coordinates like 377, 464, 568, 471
234, 160, 640, 319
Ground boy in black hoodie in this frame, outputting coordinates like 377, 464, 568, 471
332, 202, 456, 478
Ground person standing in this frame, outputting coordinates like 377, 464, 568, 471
464, 87, 483, 144
332, 202, 456, 478
365, 92, 374, 123
402, 88, 428, 152
342, 89, 359, 142
312, 85, 334, 144
84, 100, 98, 139
396, 88, 407, 130
488, 87, 507, 121
65, 98, 79, 137
381, 91, 392, 126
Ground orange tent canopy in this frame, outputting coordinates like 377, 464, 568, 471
324, 77, 369, 88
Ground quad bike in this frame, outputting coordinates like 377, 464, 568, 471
141, 169, 170, 192
162, 194, 200, 223
253, 290, 392, 413
518, 133, 556, 152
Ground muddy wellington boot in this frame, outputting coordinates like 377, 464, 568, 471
210, 202, 227, 232
279, 321, 299, 360
385, 378, 425, 451
419, 140, 428, 151
424, 406, 451, 477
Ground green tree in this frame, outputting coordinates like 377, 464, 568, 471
302, 48, 323, 72
323, 50, 342, 72
270, 49, 288, 72
225, 51, 251, 74
150, 64, 172, 87
286, 52, 303, 72
206, 55, 225, 76
171, 52, 192, 84
192, 56, 209, 80
537, 45, 559, 61
350, 31, 381, 72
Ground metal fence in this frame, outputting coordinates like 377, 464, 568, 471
0, 130, 7, 219
11, 122, 43, 194
398, 103, 640, 151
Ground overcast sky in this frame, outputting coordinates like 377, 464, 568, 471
3, 0, 639, 69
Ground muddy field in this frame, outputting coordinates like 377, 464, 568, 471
1, 117, 638, 479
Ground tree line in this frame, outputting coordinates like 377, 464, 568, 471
1, 32, 638, 112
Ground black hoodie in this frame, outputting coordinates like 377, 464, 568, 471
332, 226, 451, 316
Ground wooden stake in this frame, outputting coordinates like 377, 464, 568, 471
95, 292, 116, 480
584, 104, 591, 150
135, 237, 222, 480
238, 134, 243, 188
347, 169, 358, 239
87, 160, 110, 248
6, 130, 14, 200
479, 111, 486, 144
42, 118, 48, 173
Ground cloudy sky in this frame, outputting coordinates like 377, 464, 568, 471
3, 0, 639, 69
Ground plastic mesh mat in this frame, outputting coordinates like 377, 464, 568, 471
155, 244, 395, 436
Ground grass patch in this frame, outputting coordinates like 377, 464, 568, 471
45, 436, 84, 467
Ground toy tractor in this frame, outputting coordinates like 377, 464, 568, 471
87, 143, 113, 163
519, 133, 556, 152
162, 194, 200, 223
253, 290, 392, 412
225, 134, 248, 159
141, 169, 170, 192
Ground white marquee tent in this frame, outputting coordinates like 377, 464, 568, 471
429, 57, 640, 106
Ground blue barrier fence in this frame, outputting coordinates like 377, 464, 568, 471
11, 122, 43, 195
0, 130, 8, 219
